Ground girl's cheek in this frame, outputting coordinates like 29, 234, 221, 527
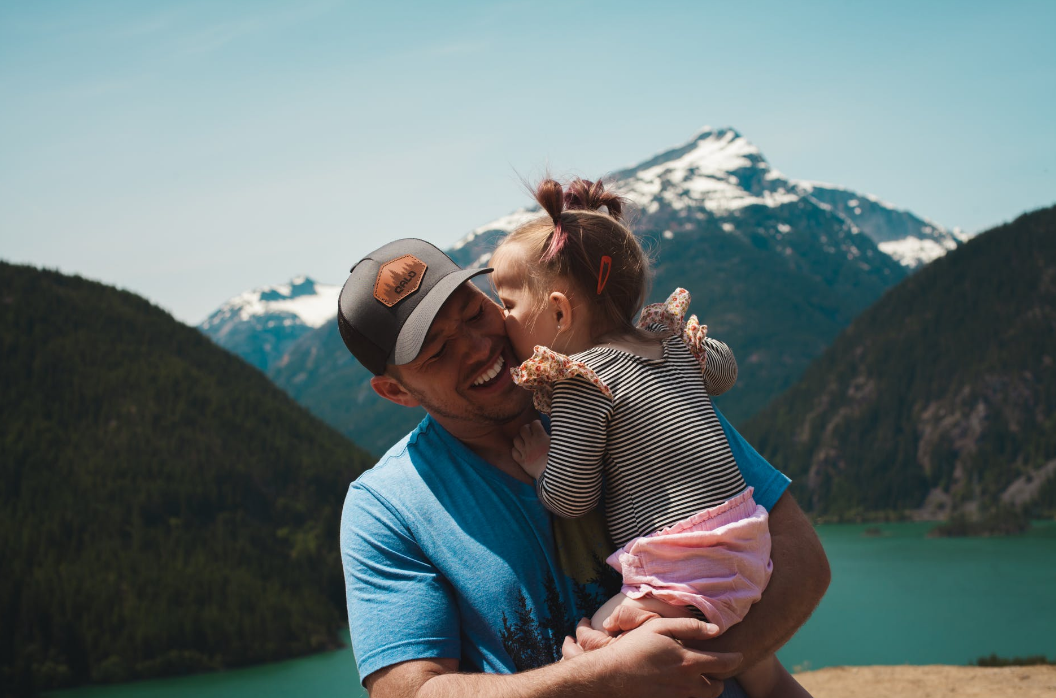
502, 314, 519, 339
503, 316, 529, 353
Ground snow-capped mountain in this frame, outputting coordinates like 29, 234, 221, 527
199, 276, 339, 372
454, 127, 962, 270
204, 126, 965, 454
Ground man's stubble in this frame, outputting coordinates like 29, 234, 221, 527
401, 377, 532, 428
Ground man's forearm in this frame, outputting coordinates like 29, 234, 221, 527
413, 655, 607, 698
690, 492, 830, 675
368, 618, 740, 698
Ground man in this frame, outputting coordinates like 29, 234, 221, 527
338, 239, 830, 698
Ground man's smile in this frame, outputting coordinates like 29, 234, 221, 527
471, 355, 505, 387
467, 346, 517, 393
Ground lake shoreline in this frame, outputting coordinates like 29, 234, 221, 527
795, 664, 1056, 697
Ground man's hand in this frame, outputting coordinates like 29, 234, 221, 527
573, 617, 740, 698
603, 604, 663, 636
511, 420, 550, 479
563, 493, 830, 683
368, 617, 740, 698
562, 606, 671, 658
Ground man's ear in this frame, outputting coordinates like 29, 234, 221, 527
370, 374, 421, 408
547, 291, 575, 332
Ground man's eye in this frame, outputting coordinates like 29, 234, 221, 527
431, 343, 447, 360
471, 302, 485, 321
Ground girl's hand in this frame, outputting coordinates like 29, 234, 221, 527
512, 420, 550, 479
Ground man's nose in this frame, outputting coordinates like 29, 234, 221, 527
462, 324, 494, 360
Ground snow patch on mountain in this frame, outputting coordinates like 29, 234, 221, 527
878, 237, 957, 267
619, 128, 799, 215
198, 276, 341, 372
458, 207, 542, 245
200, 276, 339, 330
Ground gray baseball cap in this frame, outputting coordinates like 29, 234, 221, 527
337, 239, 493, 375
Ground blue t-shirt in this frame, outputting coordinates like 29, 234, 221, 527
341, 408, 790, 694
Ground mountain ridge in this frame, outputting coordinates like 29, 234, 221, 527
464, 127, 963, 269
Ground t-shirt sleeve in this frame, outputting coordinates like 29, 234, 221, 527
714, 407, 790, 511
341, 481, 460, 684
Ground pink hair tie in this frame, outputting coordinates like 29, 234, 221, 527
542, 220, 567, 262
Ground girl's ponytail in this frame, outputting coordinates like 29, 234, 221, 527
564, 178, 624, 221
536, 179, 567, 263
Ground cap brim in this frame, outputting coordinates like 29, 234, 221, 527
392, 267, 494, 365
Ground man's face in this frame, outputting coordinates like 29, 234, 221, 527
391, 282, 531, 425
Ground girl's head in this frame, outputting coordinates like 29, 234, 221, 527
491, 177, 651, 360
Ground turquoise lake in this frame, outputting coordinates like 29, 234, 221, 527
52, 521, 1056, 697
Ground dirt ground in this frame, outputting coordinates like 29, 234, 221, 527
794, 665, 1056, 697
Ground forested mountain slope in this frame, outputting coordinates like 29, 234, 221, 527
0, 263, 373, 696
742, 205, 1056, 518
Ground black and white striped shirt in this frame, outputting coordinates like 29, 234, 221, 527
537, 328, 745, 547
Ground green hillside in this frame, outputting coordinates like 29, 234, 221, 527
742, 205, 1056, 519
0, 264, 374, 696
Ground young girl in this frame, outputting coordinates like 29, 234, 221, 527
490, 177, 810, 698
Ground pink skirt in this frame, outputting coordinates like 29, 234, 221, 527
605, 487, 772, 634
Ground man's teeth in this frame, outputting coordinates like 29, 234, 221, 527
472, 357, 505, 386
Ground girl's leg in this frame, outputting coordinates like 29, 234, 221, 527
737, 654, 813, 698
590, 592, 698, 634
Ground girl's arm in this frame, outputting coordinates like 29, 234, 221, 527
701, 337, 737, 396
525, 376, 612, 519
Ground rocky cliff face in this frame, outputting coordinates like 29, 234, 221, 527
743, 204, 1056, 518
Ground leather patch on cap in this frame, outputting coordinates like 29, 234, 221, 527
374, 254, 427, 307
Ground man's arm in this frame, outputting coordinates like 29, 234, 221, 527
572, 492, 828, 679
688, 491, 830, 675
365, 618, 742, 698
698, 411, 830, 671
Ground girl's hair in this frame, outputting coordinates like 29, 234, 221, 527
496, 177, 652, 342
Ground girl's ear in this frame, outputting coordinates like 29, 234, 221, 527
370, 374, 421, 408
547, 291, 575, 332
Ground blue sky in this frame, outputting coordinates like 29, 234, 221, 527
2, 0, 1054, 324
